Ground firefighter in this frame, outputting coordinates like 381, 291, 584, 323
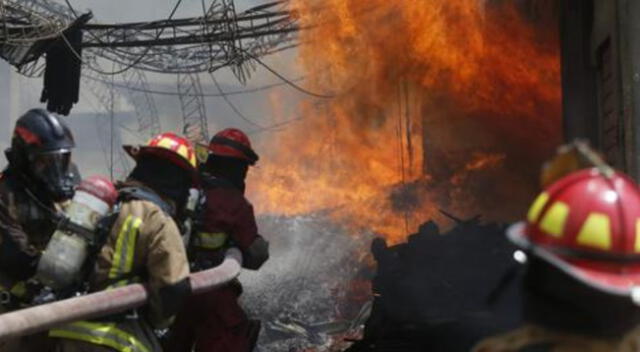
165, 128, 269, 352
473, 166, 640, 352
50, 132, 195, 352
0, 109, 76, 351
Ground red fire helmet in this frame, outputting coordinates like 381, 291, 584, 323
123, 132, 198, 175
77, 175, 118, 207
508, 168, 640, 296
205, 128, 259, 165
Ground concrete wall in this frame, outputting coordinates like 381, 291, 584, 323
559, 0, 640, 180
617, 0, 640, 179
0, 65, 11, 148
560, 0, 598, 145
0, 63, 21, 154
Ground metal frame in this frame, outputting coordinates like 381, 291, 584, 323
178, 72, 209, 144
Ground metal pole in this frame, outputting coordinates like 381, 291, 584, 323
109, 67, 115, 181
0, 248, 242, 340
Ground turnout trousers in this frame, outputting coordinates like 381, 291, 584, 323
165, 284, 251, 352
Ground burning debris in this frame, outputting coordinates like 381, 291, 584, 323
240, 213, 524, 351
347, 218, 522, 352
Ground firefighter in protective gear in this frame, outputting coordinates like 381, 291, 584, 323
474, 167, 640, 352
165, 128, 269, 352
50, 132, 195, 352
0, 108, 76, 351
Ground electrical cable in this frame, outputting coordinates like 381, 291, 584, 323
82, 71, 303, 97
58, 1, 330, 131
61, 0, 296, 76
62, 0, 184, 75
239, 48, 336, 99
246, 99, 330, 135
0, 5, 66, 43
210, 73, 266, 128
247, 115, 303, 135
65, 0, 183, 75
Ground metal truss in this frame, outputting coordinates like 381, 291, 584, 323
177, 72, 209, 144
82, 73, 132, 180
1, 0, 297, 80
82, 64, 163, 178
4, 0, 74, 76
17, 0, 75, 22
119, 68, 161, 137
7, 0, 161, 174
82, 0, 297, 79
0, 0, 67, 66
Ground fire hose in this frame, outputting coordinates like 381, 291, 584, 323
0, 248, 242, 341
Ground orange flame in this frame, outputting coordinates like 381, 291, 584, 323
451, 152, 507, 186
248, 0, 561, 243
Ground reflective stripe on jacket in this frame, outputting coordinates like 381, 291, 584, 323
50, 321, 149, 352
192, 175, 268, 270
50, 184, 189, 351
194, 231, 228, 250
0, 281, 26, 299
108, 215, 143, 288
199, 176, 258, 251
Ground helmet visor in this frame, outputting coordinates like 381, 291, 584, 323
29, 150, 74, 201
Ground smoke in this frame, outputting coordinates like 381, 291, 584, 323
241, 215, 373, 351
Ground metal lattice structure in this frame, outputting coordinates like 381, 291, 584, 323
1, 0, 297, 80
83, 63, 167, 178
0, 0, 66, 66
82, 73, 132, 180
178, 72, 209, 144
80, 0, 296, 79
119, 68, 161, 137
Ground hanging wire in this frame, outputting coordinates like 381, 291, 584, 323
397, 83, 406, 185
210, 73, 266, 128
61, 0, 184, 75
238, 48, 336, 99
63, 0, 331, 97
404, 80, 412, 176
82, 73, 303, 97
0, 2, 67, 43
246, 115, 304, 135
397, 81, 409, 235
246, 99, 331, 135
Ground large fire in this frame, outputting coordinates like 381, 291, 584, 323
248, 0, 561, 243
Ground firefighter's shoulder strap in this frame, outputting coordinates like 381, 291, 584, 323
118, 186, 175, 216
78, 186, 172, 293
75, 211, 121, 294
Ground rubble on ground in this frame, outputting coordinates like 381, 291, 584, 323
241, 215, 374, 351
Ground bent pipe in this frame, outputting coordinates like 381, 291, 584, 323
0, 248, 242, 341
